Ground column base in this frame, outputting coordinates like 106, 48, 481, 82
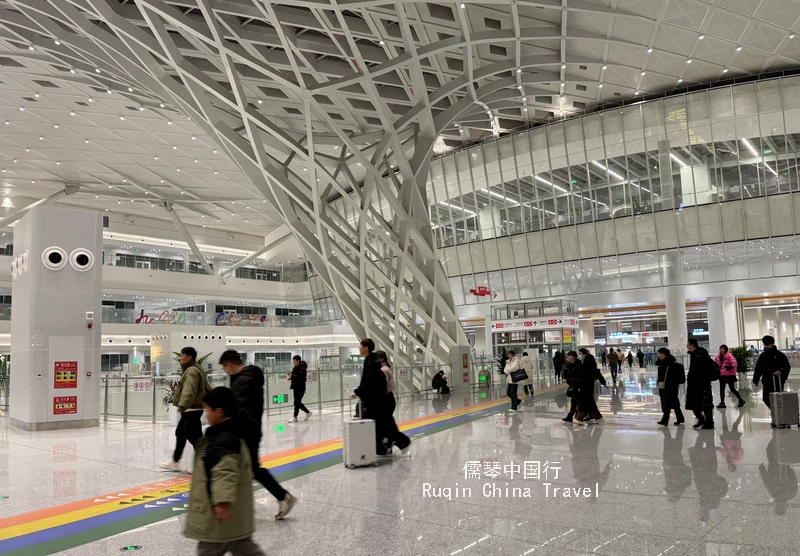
10, 418, 99, 431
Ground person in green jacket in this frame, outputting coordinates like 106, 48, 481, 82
185, 387, 266, 556
160, 347, 208, 472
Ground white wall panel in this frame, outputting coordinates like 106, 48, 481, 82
497, 237, 514, 269
615, 219, 636, 254
457, 244, 473, 275
483, 239, 501, 271
655, 211, 678, 249
559, 226, 579, 261
511, 234, 530, 267
634, 214, 657, 252
698, 204, 722, 244
768, 194, 794, 237
744, 197, 769, 239
720, 202, 746, 241
469, 241, 487, 273
576, 223, 598, 258
543, 229, 563, 263
595, 220, 617, 256
527, 232, 546, 266
676, 206, 701, 247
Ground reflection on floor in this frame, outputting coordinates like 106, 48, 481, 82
1, 370, 799, 556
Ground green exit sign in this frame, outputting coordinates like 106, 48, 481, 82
479, 375, 487, 382
570, 179, 576, 184
272, 394, 288, 404
764, 149, 772, 154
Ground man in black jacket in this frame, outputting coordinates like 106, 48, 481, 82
753, 335, 791, 410
686, 339, 715, 429
353, 338, 387, 420
219, 350, 297, 520
288, 355, 311, 423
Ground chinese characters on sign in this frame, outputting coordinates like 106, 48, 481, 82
462, 460, 561, 481
53, 361, 78, 389
53, 396, 78, 415
490, 316, 579, 332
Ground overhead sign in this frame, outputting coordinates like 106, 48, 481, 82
54, 361, 78, 389
490, 316, 578, 332
609, 331, 665, 338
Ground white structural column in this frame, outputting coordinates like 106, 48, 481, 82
9, 207, 102, 430
708, 296, 740, 352
661, 252, 687, 354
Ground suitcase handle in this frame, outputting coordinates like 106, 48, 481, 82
773, 373, 783, 393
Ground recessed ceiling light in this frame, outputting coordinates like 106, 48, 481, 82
599, 84, 604, 88
561, 64, 566, 69
70, 111, 75, 116
722, 68, 728, 73
34, 93, 40, 98
107, 89, 112, 94
460, 2, 465, 7
87, 97, 93, 103
56, 161, 60, 165
19, 107, 24, 111
602, 65, 607, 70
54, 40, 60, 45
25, 148, 30, 152
85, 139, 89, 143
257, 99, 263, 104
635, 90, 640, 95
647, 48, 653, 53
641, 71, 646, 76
128, 87, 133, 92
379, 40, 385, 45
191, 136, 196, 140
678, 78, 683, 83
176, 168, 180, 172
95, 68, 101, 73
70, 69, 75, 74
38, 136, 43, 140
698, 35, 704, 40
28, 45, 34, 51
736, 46, 742, 51
160, 103, 165, 108
54, 124, 58, 128
119, 116, 125, 120
686, 59, 692, 64
172, 146, 177, 149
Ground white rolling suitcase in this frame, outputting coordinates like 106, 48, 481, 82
343, 418, 377, 468
770, 375, 800, 429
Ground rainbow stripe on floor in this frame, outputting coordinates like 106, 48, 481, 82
0, 384, 563, 555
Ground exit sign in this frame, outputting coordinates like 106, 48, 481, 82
272, 394, 288, 404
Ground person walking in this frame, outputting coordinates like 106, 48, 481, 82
715, 344, 744, 409
626, 350, 634, 369
752, 335, 791, 411
352, 338, 388, 453
503, 350, 521, 412
574, 348, 608, 423
656, 347, 686, 426
561, 351, 581, 423
636, 349, 645, 369
160, 347, 207, 472
600, 350, 607, 369
686, 339, 716, 429
553, 350, 565, 382
519, 351, 534, 397
218, 350, 297, 520
288, 355, 311, 423
375, 350, 411, 455
607, 348, 619, 384
184, 386, 267, 556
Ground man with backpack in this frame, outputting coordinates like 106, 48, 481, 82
685, 339, 719, 429
753, 335, 791, 410
160, 347, 207, 472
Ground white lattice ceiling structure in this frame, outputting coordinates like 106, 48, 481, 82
2, 0, 800, 363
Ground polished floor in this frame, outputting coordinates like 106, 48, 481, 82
1, 370, 799, 556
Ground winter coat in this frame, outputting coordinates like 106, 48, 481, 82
564, 360, 581, 393
518, 355, 534, 386
290, 361, 308, 391
685, 347, 714, 411
184, 418, 254, 544
553, 352, 565, 372
577, 355, 606, 412
381, 364, 395, 394
174, 363, 207, 411
229, 365, 265, 437
657, 355, 685, 410
637, 351, 645, 367
753, 346, 791, 393
714, 351, 737, 377
355, 352, 387, 417
503, 357, 521, 385
626, 353, 634, 366
607, 351, 619, 366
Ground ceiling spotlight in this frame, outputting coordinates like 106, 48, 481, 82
647, 48, 653, 53
194, 159, 198, 163
88, 97, 93, 103
119, 116, 125, 120
167, 120, 172, 125
25, 148, 30, 152
70, 111, 75, 116
139, 106, 144, 111
379, 40, 385, 45
635, 90, 640, 95
160, 179, 164, 183
19, 107, 24, 111
160, 103, 165, 108
28, 45, 34, 51
34, 93, 40, 98
172, 145, 177, 149
686, 59, 692, 64
180, 191, 184, 194
560, 95, 565, 100
698, 34, 704, 40
791, 34, 796, 39
176, 168, 181, 172
128, 87, 133, 92
561, 64, 566, 69
641, 71, 646, 76
85, 139, 89, 143
523, 107, 528, 111
31, 180, 35, 184
678, 78, 683, 83
122, 178, 126, 182
108, 185, 112, 188
602, 65, 608, 70
736, 46, 742, 51
257, 99, 263, 104
12, 159, 16, 163
107, 89, 112, 94
38, 136, 43, 140
3, 121, 7, 125
54, 124, 58, 128
599, 84, 604, 88
722, 68, 728, 73
70, 68, 75, 74
460, 2, 465, 7
95, 68, 101, 73
191, 136, 196, 140
213, 150, 217, 154
56, 161, 60, 165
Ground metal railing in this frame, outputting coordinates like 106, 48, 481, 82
100, 307, 344, 328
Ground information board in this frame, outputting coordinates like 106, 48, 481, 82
53, 396, 78, 415
54, 361, 78, 389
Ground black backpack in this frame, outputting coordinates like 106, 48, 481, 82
707, 358, 721, 381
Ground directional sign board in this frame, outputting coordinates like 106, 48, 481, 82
490, 316, 578, 332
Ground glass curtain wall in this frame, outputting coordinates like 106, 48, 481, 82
431, 77, 800, 304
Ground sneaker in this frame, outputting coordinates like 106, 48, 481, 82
716, 402, 726, 409
304, 411, 312, 421
275, 493, 297, 520
158, 459, 181, 472
738, 399, 746, 408
288, 417, 298, 423
509, 408, 518, 412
